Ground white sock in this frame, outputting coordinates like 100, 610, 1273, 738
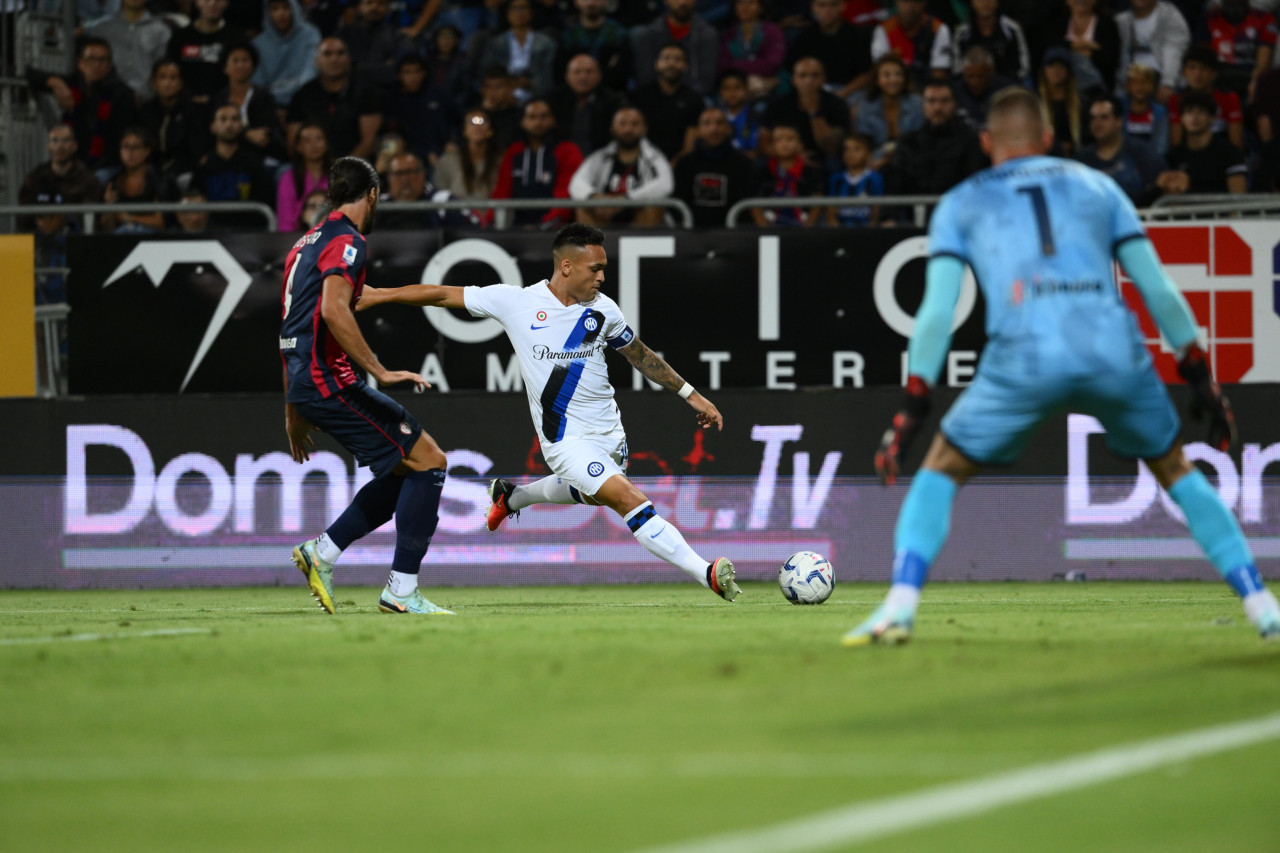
885, 583, 922, 613
1243, 589, 1280, 626
509, 476, 581, 511
387, 570, 418, 597
624, 502, 709, 585
316, 532, 342, 564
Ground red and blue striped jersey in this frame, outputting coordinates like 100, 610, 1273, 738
280, 210, 368, 401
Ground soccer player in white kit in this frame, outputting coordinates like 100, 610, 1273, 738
358, 224, 741, 601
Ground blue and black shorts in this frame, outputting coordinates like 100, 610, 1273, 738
293, 383, 423, 477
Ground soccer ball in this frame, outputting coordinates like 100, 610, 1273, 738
778, 551, 834, 604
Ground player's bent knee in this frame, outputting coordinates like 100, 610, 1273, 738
403, 433, 447, 472
1145, 443, 1193, 490
921, 434, 978, 484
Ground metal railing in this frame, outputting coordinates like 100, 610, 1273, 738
376, 197, 696, 230
725, 195, 942, 228
0, 201, 279, 232
1141, 193, 1280, 220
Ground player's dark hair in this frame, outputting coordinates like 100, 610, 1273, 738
1182, 45, 1219, 70
552, 223, 605, 256
1179, 90, 1218, 116
327, 157, 380, 206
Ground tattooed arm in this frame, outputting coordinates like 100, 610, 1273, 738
618, 337, 724, 431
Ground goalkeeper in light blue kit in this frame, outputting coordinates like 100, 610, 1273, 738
843, 87, 1280, 646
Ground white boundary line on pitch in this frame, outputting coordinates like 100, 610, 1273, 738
632, 710, 1280, 853
0, 628, 213, 646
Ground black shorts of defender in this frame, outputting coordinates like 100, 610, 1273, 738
293, 383, 423, 478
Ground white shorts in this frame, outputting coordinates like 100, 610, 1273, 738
541, 428, 629, 497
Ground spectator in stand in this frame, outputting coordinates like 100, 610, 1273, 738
426, 25, 471, 112
192, 104, 277, 226
1169, 46, 1244, 151
569, 107, 674, 227
253, 0, 321, 107
301, 0, 346, 37
335, 0, 416, 90
375, 152, 450, 229
950, 0, 1029, 84
173, 187, 212, 233
1201, 0, 1276, 101
697, 0, 733, 28
953, 45, 1015, 130
166, 0, 248, 103
214, 43, 288, 165
717, 69, 760, 155
788, 0, 872, 101
18, 125, 102, 232
826, 132, 883, 227
631, 44, 705, 162
1043, 0, 1119, 94
749, 122, 823, 226
761, 56, 849, 160
433, 109, 501, 199
481, 0, 557, 101
276, 122, 331, 230
29, 37, 138, 173
299, 188, 329, 226
550, 54, 627, 157
383, 53, 459, 168
138, 59, 208, 182
718, 0, 786, 101
673, 106, 754, 226
100, 128, 176, 232
492, 98, 583, 226
1039, 46, 1089, 156
1116, 0, 1190, 104
1254, 64, 1280, 190
1123, 62, 1170, 156
555, 0, 631, 91
472, 66, 524, 151
632, 0, 720, 97
1159, 90, 1247, 194
286, 37, 383, 158
870, 0, 952, 89
887, 79, 986, 197
1076, 94, 1165, 205
391, 0, 445, 41
88, 0, 174, 103
854, 53, 924, 168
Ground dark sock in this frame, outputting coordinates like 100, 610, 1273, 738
391, 468, 447, 576
326, 473, 405, 550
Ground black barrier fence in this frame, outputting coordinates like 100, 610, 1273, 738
67, 228, 991, 394
2, 388, 1279, 588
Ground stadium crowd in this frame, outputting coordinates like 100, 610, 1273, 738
17, 0, 1280, 240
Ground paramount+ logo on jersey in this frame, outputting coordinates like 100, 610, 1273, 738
1117, 224, 1280, 384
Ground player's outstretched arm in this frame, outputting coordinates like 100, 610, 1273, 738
322, 275, 431, 391
356, 284, 466, 311
618, 338, 723, 431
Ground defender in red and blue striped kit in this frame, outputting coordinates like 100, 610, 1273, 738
281, 157, 455, 618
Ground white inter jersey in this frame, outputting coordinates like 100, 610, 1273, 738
464, 280, 636, 444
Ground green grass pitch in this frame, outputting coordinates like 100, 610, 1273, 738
2, 582, 1278, 853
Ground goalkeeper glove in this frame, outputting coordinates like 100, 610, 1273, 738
1177, 344, 1237, 452
875, 376, 930, 486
